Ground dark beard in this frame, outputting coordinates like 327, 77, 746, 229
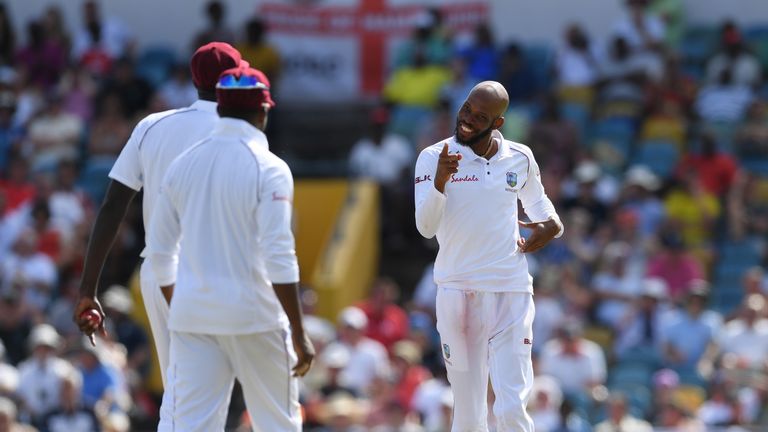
454, 122, 495, 147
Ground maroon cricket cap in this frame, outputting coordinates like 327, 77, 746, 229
190, 42, 243, 91
215, 66, 276, 110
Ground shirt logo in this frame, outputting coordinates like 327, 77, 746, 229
523, 338, 532, 345
442, 343, 451, 359
506, 171, 518, 187
272, 192, 291, 202
450, 174, 479, 183
414, 174, 431, 185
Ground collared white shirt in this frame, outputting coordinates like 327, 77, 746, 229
414, 130, 562, 292
109, 99, 219, 257
147, 118, 299, 335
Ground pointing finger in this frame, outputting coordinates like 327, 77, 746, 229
440, 143, 449, 156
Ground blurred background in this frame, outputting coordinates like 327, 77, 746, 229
1, 0, 768, 430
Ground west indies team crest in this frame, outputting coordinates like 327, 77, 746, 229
443, 343, 451, 359
506, 171, 517, 187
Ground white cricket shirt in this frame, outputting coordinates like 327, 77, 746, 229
147, 118, 299, 335
109, 99, 219, 257
414, 130, 562, 292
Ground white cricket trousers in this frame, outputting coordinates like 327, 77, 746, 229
157, 329, 301, 432
140, 258, 171, 385
436, 288, 535, 432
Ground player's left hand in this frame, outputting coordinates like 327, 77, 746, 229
517, 219, 561, 253
291, 332, 315, 377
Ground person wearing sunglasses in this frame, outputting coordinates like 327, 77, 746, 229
147, 66, 314, 432
73, 42, 245, 393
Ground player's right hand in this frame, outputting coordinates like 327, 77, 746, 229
73, 296, 107, 337
291, 332, 315, 377
434, 143, 462, 193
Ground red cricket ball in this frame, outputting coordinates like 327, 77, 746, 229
80, 309, 102, 325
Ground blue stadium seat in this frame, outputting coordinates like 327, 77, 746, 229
740, 159, 768, 176
680, 25, 719, 65
609, 363, 654, 387
561, 102, 591, 139
78, 157, 116, 204
632, 140, 680, 179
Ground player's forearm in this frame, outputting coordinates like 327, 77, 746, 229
272, 282, 306, 337
414, 186, 446, 238
79, 182, 137, 298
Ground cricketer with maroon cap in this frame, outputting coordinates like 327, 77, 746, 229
149, 65, 313, 431
74, 42, 246, 398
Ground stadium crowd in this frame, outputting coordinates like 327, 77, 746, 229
0, 0, 766, 430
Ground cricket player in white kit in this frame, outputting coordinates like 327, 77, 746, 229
147, 66, 314, 432
74, 42, 245, 387
414, 81, 563, 432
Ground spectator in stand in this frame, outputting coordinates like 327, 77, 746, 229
411, 366, 450, 432
458, 23, 498, 83
716, 294, 768, 370
706, 21, 762, 89
158, 64, 197, 109
101, 287, 150, 380
527, 94, 579, 175
594, 36, 648, 115
646, 232, 703, 301
613, 277, 670, 361
735, 100, 768, 161
25, 93, 83, 173
390, 340, 429, 411
0, 3, 15, 66
595, 393, 653, 432
72, 337, 123, 412
613, 0, 666, 52
384, 49, 451, 111
695, 69, 754, 123
619, 165, 664, 241
42, 372, 99, 432
675, 131, 738, 198
236, 18, 281, 88
58, 66, 97, 123
527, 374, 563, 432
3, 229, 57, 314
72, 0, 133, 63
324, 307, 390, 397
0, 341, 18, 398
696, 380, 740, 427
15, 20, 67, 90
191, 1, 235, 50
561, 161, 611, 233
370, 400, 424, 432
99, 58, 152, 119
539, 321, 607, 396
348, 107, 414, 249
357, 277, 409, 350
86, 90, 131, 160
554, 24, 599, 104
649, 0, 685, 48
591, 242, 644, 329
498, 42, 538, 104
16, 324, 78, 426
0, 91, 23, 172
393, 8, 452, 69
29, 200, 64, 266
0, 397, 36, 432
661, 286, 719, 374
664, 169, 721, 250
727, 171, 768, 241
48, 159, 90, 242
638, 94, 688, 150
40, 6, 71, 58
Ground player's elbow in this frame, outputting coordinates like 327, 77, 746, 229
415, 216, 436, 239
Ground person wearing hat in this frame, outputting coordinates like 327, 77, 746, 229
17, 324, 79, 425
147, 65, 313, 432
74, 41, 246, 388
613, 277, 670, 361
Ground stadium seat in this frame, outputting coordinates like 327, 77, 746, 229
524, 44, 553, 91
680, 25, 720, 66
78, 157, 116, 204
632, 140, 680, 179
609, 363, 654, 387
561, 102, 591, 140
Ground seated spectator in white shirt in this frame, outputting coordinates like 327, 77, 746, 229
0, 341, 18, 398
555, 24, 599, 90
695, 69, 754, 123
159, 64, 198, 109
660, 286, 720, 371
323, 307, 390, 397
612, 0, 666, 52
595, 37, 649, 106
539, 321, 606, 396
613, 278, 672, 361
595, 392, 653, 432
411, 367, 451, 432
592, 242, 644, 329
42, 372, 99, 432
528, 374, 563, 432
706, 21, 762, 89
349, 107, 413, 186
17, 324, 79, 424
717, 294, 768, 370
25, 94, 83, 172
2, 229, 57, 313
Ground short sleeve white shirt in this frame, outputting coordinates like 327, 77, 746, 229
109, 100, 219, 257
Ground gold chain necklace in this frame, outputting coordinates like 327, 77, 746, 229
481, 139, 495, 159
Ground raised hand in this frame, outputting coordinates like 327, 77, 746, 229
434, 143, 462, 193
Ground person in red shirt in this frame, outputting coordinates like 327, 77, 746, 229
358, 277, 409, 350
0, 157, 35, 214
391, 340, 431, 410
675, 131, 738, 197
30, 200, 63, 264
